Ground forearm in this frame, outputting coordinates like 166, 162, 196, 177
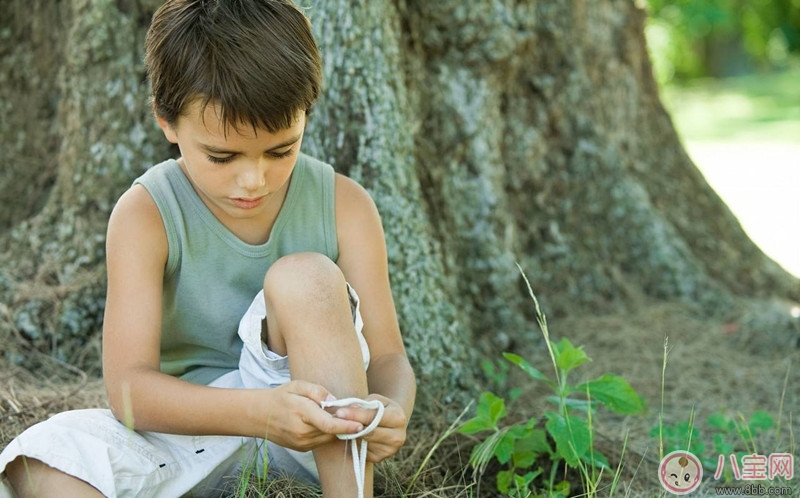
106, 367, 267, 438
367, 353, 416, 421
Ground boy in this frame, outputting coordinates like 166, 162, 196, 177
0, 0, 416, 496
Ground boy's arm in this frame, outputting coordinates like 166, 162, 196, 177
334, 174, 417, 461
102, 184, 362, 447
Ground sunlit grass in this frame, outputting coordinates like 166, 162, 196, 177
661, 62, 800, 142
660, 63, 800, 278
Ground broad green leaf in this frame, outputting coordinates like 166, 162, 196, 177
553, 480, 571, 497
690, 438, 706, 456
707, 412, 732, 432
545, 412, 591, 467
476, 391, 507, 426
514, 471, 535, 489
520, 469, 542, 485
575, 374, 645, 414
713, 433, 734, 455
546, 395, 597, 414
552, 338, 590, 372
748, 411, 775, 432
516, 428, 550, 453
458, 392, 506, 435
459, 417, 495, 435
513, 428, 549, 468
497, 470, 513, 493
506, 424, 531, 440
496, 430, 516, 464
503, 352, 552, 384
513, 449, 538, 469
581, 449, 611, 470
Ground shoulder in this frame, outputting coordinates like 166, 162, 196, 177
134, 158, 180, 186
106, 184, 168, 267
109, 184, 162, 232
335, 174, 375, 208
334, 174, 386, 257
335, 174, 382, 231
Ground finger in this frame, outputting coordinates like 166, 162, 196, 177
284, 431, 337, 453
366, 441, 400, 463
305, 409, 364, 435
333, 406, 382, 426
367, 425, 406, 444
287, 380, 334, 405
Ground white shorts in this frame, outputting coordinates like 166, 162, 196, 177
0, 285, 369, 498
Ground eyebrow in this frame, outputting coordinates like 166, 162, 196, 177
199, 134, 302, 155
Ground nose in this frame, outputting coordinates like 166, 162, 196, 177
236, 159, 267, 192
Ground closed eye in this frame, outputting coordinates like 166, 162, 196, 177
268, 148, 295, 159
207, 154, 235, 164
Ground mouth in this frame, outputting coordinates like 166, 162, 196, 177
230, 195, 266, 209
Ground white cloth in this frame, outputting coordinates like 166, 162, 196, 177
0, 285, 369, 498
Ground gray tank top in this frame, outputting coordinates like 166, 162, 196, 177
133, 153, 338, 385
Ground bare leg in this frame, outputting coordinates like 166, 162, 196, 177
262, 253, 372, 498
5, 457, 104, 498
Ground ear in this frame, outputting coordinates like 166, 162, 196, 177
154, 110, 179, 144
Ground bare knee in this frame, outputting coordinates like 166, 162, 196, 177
261, 253, 353, 355
263, 252, 346, 305
6, 456, 104, 498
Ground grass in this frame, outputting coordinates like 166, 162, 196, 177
660, 61, 800, 143
660, 62, 800, 278
2, 299, 799, 497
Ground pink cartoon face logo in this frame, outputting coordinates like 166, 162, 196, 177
659, 450, 703, 494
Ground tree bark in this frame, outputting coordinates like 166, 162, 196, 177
1, 0, 797, 409
0, 0, 168, 367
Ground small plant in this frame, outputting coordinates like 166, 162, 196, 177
651, 409, 778, 482
459, 266, 645, 497
234, 441, 272, 497
707, 410, 775, 456
651, 414, 707, 467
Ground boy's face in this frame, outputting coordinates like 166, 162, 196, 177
157, 100, 306, 231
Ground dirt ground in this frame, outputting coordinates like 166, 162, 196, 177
1, 301, 798, 496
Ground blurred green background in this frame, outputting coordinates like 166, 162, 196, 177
643, 0, 800, 277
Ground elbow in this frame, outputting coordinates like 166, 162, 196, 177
104, 365, 155, 429
105, 379, 137, 428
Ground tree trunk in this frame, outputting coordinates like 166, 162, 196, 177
1, 0, 797, 410
0, 0, 168, 367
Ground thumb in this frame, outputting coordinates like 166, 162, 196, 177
288, 380, 336, 405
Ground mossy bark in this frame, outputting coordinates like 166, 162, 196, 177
1, 0, 797, 409
0, 0, 168, 367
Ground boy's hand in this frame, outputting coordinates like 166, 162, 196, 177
329, 394, 408, 463
264, 380, 364, 452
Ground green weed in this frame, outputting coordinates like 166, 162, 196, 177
651, 410, 779, 483
458, 266, 645, 497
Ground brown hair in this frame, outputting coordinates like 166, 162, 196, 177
145, 0, 322, 132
